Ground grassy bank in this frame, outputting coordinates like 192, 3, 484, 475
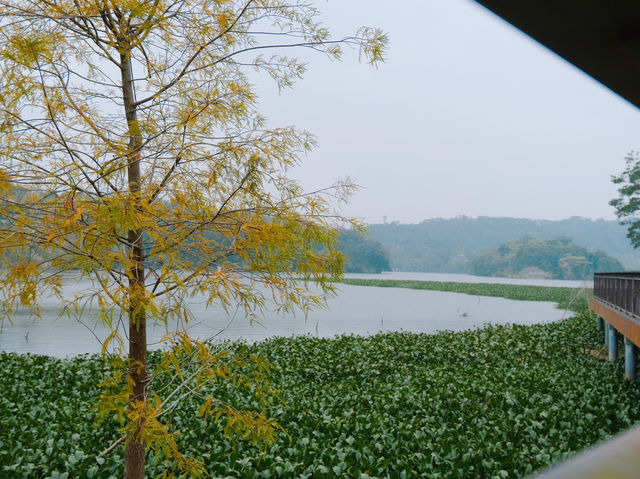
340, 278, 589, 311
2, 283, 639, 478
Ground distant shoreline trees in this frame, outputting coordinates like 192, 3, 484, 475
470, 237, 623, 280
338, 229, 390, 273
365, 217, 635, 272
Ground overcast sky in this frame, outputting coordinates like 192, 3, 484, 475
255, 0, 640, 225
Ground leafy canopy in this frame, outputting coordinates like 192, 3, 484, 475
611, 151, 640, 249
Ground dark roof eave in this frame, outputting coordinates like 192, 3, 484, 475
473, 0, 640, 109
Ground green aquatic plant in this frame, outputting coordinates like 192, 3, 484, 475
340, 279, 591, 312
2, 282, 637, 478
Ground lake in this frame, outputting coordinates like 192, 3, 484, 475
0, 273, 580, 357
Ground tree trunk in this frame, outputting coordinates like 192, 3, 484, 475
120, 49, 148, 479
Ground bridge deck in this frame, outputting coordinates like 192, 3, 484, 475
589, 296, 640, 348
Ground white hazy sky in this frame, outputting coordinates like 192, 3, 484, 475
255, 0, 640, 225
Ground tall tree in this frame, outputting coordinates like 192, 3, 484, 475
0, 1, 386, 477
611, 151, 640, 249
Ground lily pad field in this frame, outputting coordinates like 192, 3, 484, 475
2, 283, 640, 478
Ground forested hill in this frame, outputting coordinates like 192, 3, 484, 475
366, 216, 638, 272
470, 237, 623, 280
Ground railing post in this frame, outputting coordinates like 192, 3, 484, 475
609, 325, 619, 361
625, 338, 637, 381
626, 280, 630, 311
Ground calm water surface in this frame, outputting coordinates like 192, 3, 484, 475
0, 273, 579, 357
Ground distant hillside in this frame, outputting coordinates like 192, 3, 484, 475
367, 216, 638, 273
470, 236, 623, 280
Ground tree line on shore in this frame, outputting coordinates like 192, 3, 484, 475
470, 236, 622, 280
339, 216, 629, 278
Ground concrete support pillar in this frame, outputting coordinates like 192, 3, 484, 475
609, 325, 619, 361
597, 316, 604, 331
605, 322, 610, 347
625, 338, 637, 381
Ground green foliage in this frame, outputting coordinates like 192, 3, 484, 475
4, 282, 640, 478
367, 217, 636, 272
338, 229, 391, 273
340, 278, 586, 311
470, 237, 623, 279
0, 354, 120, 478
610, 151, 640, 249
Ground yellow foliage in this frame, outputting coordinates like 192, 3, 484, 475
0, 0, 385, 475
0, 168, 10, 193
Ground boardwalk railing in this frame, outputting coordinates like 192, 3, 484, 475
593, 272, 640, 317
590, 272, 640, 374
